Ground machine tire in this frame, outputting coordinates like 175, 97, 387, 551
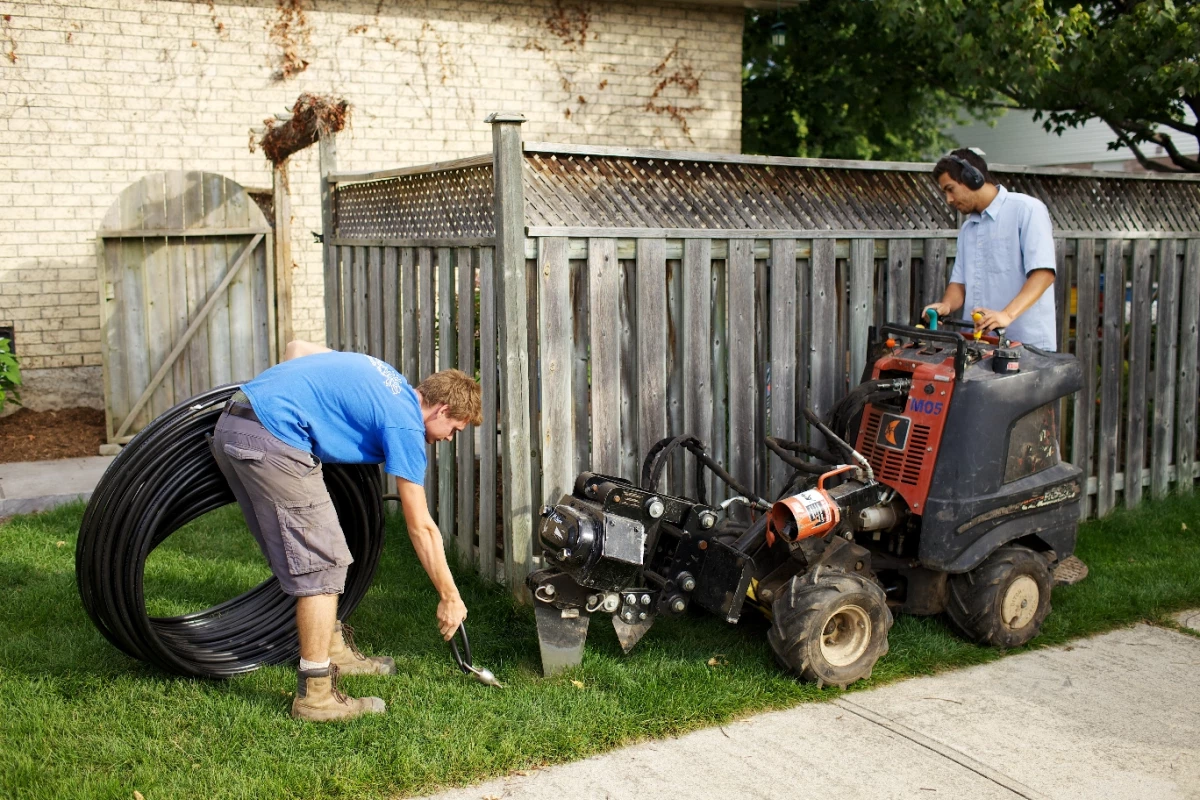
946, 545, 1052, 648
767, 569, 892, 689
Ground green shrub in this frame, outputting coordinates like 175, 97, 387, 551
0, 337, 21, 413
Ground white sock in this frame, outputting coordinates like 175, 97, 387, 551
299, 657, 330, 672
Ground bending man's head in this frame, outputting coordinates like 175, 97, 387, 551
416, 369, 483, 443
932, 148, 997, 214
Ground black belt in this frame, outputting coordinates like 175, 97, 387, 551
224, 391, 260, 423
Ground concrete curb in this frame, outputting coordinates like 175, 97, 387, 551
0, 455, 114, 517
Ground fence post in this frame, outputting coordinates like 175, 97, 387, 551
272, 162, 294, 360
319, 134, 340, 350
487, 112, 533, 600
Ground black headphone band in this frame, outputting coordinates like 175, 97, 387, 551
948, 155, 986, 190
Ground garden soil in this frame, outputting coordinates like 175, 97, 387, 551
0, 407, 106, 463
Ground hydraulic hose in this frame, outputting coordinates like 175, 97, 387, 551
76, 385, 386, 678
640, 434, 771, 510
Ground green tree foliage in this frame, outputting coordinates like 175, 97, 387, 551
743, 2, 961, 161
745, 1, 1200, 172
0, 337, 20, 414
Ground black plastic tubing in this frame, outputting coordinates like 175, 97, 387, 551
76, 385, 386, 678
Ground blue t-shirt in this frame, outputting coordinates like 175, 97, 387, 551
949, 186, 1058, 351
241, 352, 427, 485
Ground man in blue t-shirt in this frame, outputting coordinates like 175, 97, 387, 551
210, 339, 481, 722
923, 148, 1058, 351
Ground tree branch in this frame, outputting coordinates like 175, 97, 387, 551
1106, 120, 1179, 172
1147, 129, 1200, 171
1152, 116, 1200, 137
1117, 118, 1200, 171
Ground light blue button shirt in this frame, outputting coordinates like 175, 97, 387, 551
949, 185, 1058, 350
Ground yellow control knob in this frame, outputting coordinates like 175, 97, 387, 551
972, 311, 984, 342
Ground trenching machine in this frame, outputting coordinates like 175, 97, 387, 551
528, 318, 1087, 688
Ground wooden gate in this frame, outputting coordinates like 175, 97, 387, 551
98, 171, 276, 444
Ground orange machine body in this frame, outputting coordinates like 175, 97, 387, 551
853, 345, 958, 515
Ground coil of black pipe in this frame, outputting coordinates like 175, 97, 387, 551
76, 385, 386, 678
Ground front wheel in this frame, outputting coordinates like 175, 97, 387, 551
946, 545, 1052, 648
768, 569, 892, 689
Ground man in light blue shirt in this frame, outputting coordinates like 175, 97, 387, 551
924, 149, 1058, 350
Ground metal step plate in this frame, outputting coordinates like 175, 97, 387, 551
1053, 555, 1089, 586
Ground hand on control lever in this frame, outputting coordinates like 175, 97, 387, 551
972, 308, 1014, 338
923, 302, 952, 320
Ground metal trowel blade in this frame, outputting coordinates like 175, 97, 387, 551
534, 605, 591, 676
612, 614, 654, 653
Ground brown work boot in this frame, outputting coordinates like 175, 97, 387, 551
329, 621, 396, 676
290, 665, 386, 722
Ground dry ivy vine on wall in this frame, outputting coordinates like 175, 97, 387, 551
525, 1, 706, 142
269, 0, 313, 81
3, 15, 18, 64
643, 42, 704, 140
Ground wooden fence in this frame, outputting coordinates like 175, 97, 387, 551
321, 119, 1200, 597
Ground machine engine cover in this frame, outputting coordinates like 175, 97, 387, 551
539, 497, 647, 591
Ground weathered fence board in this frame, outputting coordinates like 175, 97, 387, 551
887, 239, 912, 324
682, 239, 714, 499
383, 248, 399, 368
810, 238, 838, 442
848, 239, 874, 386
768, 238, 796, 498
1178, 241, 1200, 496
1072, 239, 1099, 519
419, 247, 435, 505
478, 247, 499, 580
589, 238, 622, 474
710, 255, 728, 505
538, 237, 574, 511
618, 257, 639, 484
457, 247, 477, 564
636, 239, 668, 469
921, 237, 947, 310
1097, 239, 1126, 515
570, 257, 591, 476
728, 239, 758, 496
368, 247, 384, 357
401, 248, 418, 381
1125, 239, 1152, 508
1152, 240, 1181, 499
438, 247, 457, 545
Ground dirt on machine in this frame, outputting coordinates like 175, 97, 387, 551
528, 317, 1087, 688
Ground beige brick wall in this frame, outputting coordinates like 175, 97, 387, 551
0, 0, 743, 407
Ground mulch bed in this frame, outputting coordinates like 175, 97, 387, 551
0, 408, 107, 463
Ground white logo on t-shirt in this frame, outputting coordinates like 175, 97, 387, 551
366, 356, 404, 395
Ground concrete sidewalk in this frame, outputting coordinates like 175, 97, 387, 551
0, 455, 114, 516
424, 623, 1200, 800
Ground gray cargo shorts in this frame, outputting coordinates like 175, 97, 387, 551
209, 394, 353, 597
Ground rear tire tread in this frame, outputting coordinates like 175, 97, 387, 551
946, 545, 1052, 648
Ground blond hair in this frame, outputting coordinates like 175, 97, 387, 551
417, 369, 483, 425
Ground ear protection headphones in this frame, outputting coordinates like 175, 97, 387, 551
947, 155, 986, 191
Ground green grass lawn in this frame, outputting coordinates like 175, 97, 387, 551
2, 493, 1199, 800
